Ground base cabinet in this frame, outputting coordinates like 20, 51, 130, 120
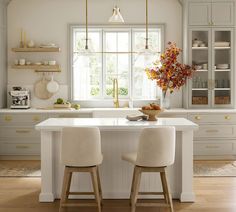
0, 112, 91, 157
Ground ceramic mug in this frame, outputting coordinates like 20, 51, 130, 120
19, 59, 26, 65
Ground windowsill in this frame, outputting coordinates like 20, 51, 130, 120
72, 99, 160, 108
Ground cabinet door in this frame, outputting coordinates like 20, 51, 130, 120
212, 2, 234, 26
189, 29, 212, 108
188, 2, 211, 26
212, 29, 234, 108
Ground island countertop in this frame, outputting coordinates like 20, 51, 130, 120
35, 117, 199, 131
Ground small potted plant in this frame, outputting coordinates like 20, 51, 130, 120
145, 42, 195, 109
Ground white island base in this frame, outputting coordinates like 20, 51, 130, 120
36, 118, 198, 203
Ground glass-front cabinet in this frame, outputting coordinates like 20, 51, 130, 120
188, 28, 234, 108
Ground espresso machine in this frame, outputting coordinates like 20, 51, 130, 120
9, 87, 30, 109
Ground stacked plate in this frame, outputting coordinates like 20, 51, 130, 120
214, 42, 230, 47
216, 64, 229, 69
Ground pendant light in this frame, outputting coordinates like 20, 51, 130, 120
142, 0, 154, 56
134, 0, 154, 67
85, 0, 90, 52
109, 0, 125, 23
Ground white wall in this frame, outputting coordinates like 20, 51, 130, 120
7, 0, 183, 108
0, 0, 7, 108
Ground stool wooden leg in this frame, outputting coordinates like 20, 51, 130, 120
91, 167, 102, 212
129, 169, 135, 206
162, 169, 174, 212
96, 166, 103, 206
131, 166, 142, 212
59, 167, 71, 212
160, 172, 169, 204
66, 171, 72, 200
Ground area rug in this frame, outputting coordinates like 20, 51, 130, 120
0, 160, 41, 177
194, 161, 236, 177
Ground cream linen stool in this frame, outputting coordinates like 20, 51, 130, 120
122, 127, 175, 212
59, 127, 103, 212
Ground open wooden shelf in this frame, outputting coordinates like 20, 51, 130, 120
12, 47, 61, 52
11, 64, 61, 72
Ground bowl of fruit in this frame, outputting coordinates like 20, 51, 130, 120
139, 103, 163, 121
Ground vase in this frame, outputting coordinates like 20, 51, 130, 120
161, 90, 170, 109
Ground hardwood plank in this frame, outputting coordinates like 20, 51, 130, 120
0, 177, 236, 211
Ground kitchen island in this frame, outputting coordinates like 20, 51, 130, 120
36, 118, 198, 203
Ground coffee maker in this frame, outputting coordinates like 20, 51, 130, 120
9, 87, 30, 109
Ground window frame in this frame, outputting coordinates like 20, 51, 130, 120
69, 24, 165, 108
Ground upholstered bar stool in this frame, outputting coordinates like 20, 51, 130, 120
122, 127, 176, 212
59, 127, 103, 212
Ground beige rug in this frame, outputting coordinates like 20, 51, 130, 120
0, 160, 41, 177
194, 161, 236, 177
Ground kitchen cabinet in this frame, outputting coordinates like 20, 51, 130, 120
188, 1, 234, 26
0, 112, 91, 158
188, 28, 234, 108
188, 112, 236, 159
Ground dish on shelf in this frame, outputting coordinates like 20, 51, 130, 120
34, 62, 42, 66
39, 43, 58, 48
216, 64, 229, 69
214, 42, 230, 47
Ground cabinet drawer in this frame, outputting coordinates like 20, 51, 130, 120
194, 125, 235, 138
188, 114, 236, 124
0, 114, 47, 126
0, 142, 40, 155
194, 142, 234, 156
0, 127, 40, 138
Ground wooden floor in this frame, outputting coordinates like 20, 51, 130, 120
0, 177, 236, 212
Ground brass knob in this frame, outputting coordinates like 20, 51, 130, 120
33, 116, 40, 122
4, 116, 12, 122
225, 115, 231, 120
195, 116, 201, 120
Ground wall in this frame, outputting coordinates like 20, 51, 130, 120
7, 0, 183, 108
0, 0, 7, 108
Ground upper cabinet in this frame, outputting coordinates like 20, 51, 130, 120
188, 1, 235, 27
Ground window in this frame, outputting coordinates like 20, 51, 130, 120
70, 25, 164, 105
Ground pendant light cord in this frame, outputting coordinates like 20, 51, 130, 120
85, 0, 88, 50
145, 0, 149, 50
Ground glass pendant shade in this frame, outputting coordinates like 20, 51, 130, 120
109, 6, 125, 23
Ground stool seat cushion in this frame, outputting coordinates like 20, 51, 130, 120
122, 152, 137, 164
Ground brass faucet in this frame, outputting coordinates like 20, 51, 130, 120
113, 78, 119, 108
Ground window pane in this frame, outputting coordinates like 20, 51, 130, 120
73, 53, 102, 100
133, 54, 161, 99
133, 29, 161, 52
74, 30, 101, 52
105, 31, 129, 52
105, 53, 129, 98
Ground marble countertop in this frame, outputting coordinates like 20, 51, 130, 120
35, 117, 199, 131
1, 107, 236, 114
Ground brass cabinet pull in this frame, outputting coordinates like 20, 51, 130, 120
206, 145, 219, 149
205, 129, 219, 133
16, 145, 30, 149
225, 116, 231, 120
16, 129, 31, 134
4, 116, 12, 122
33, 116, 40, 122
195, 116, 201, 120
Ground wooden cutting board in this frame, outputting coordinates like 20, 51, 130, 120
34, 77, 53, 100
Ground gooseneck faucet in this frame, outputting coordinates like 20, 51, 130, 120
113, 78, 119, 108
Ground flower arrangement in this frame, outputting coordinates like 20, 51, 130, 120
145, 42, 195, 98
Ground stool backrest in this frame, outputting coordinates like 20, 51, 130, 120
136, 127, 175, 167
61, 127, 103, 167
